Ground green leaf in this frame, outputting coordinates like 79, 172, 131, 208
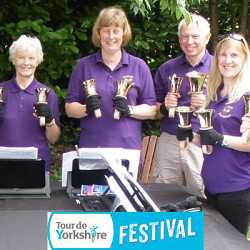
17, 20, 29, 29
31, 21, 42, 33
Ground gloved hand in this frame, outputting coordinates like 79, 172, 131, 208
175, 196, 202, 210
159, 102, 169, 116
0, 102, 5, 119
161, 196, 202, 212
199, 128, 224, 145
113, 96, 130, 117
86, 94, 101, 115
160, 203, 179, 212
176, 126, 193, 142
34, 103, 53, 124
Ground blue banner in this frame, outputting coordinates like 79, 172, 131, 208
48, 212, 203, 250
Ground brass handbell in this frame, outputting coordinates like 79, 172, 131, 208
0, 87, 4, 103
186, 71, 207, 94
168, 74, 183, 118
114, 75, 133, 120
176, 106, 193, 150
243, 94, 250, 115
82, 79, 102, 118
195, 108, 213, 154
242, 94, 250, 141
36, 88, 50, 126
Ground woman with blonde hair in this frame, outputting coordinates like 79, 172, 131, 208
65, 6, 156, 177
198, 33, 250, 235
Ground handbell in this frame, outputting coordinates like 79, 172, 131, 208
186, 71, 207, 94
176, 106, 193, 150
36, 88, 50, 127
196, 108, 213, 154
36, 87, 49, 104
82, 79, 102, 118
0, 87, 4, 103
82, 79, 98, 96
115, 75, 133, 97
114, 75, 133, 120
243, 94, 250, 116
242, 94, 250, 141
176, 106, 193, 128
168, 74, 183, 118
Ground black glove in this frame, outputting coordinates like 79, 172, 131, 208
159, 102, 169, 116
85, 95, 101, 115
0, 102, 4, 119
160, 203, 179, 212
113, 96, 130, 117
176, 126, 193, 142
34, 103, 53, 124
161, 196, 202, 212
199, 128, 224, 145
175, 196, 202, 210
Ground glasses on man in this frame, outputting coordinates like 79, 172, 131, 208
180, 34, 201, 41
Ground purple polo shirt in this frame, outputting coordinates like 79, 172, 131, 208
154, 50, 213, 134
202, 94, 250, 194
0, 77, 60, 171
65, 49, 156, 149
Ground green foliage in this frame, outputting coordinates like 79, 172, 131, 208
129, 0, 152, 17
128, 9, 179, 72
128, 0, 202, 20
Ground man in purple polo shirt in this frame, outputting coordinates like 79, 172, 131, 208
153, 14, 212, 197
65, 6, 156, 176
0, 35, 61, 171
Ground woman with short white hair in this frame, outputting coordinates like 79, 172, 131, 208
0, 34, 61, 171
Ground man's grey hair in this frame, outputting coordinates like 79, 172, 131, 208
177, 14, 210, 37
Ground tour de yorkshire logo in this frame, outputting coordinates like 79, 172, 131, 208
47, 212, 113, 249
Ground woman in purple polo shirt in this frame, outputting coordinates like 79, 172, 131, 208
65, 7, 156, 152
197, 33, 250, 235
0, 35, 61, 171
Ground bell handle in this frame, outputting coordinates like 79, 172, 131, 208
179, 139, 188, 150
114, 109, 120, 120
94, 109, 102, 118
168, 107, 176, 118
202, 145, 213, 155
39, 116, 46, 127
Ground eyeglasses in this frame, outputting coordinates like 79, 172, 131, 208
180, 34, 202, 41
217, 33, 246, 46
